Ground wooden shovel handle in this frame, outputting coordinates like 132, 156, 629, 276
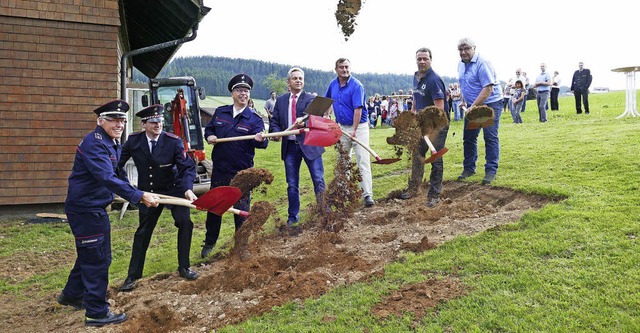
155, 194, 247, 216
339, 129, 382, 160
423, 135, 437, 154
213, 129, 307, 143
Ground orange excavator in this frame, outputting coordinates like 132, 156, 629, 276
142, 76, 211, 194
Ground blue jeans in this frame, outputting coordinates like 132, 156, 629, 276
537, 91, 549, 122
284, 141, 325, 221
462, 100, 502, 175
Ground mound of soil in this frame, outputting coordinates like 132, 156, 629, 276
0, 177, 555, 332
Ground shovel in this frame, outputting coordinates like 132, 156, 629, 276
340, 129, 400, 164
285, 96, 334, 131
463, 105, 495, 129
155, 186, 249, 217
421, 135, 448, 164
213, 115, 341, 147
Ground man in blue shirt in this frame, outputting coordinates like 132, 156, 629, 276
534, 63, 551, 122
456, 38, 503, 185
325, 58, 374, 207
401, 47, 449, 208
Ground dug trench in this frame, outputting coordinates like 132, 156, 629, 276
0, 146, 559, 332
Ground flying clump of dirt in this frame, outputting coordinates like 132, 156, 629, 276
418, 106, 449, 142
307, 142, 363, 232
335, 0, 363, 40
228, 168, 277, 260
232, 201, 277, 261
386, 111, 421, 154
230, 167, 274, 196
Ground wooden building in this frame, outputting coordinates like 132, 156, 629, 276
0, 0, 209, 211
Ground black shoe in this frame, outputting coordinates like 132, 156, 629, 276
577, 111, 582, 114
119, 277, 136, 292
426, 197, 440, 208
178, 267, 199, 280
364, 195, 375, 207
458, 170, 475, 180
200, 244, 214, 258
85, 311, 128, 327
56, 293, 84, 310
482, 173, 496, 185
287, 218, 298, 226
585, 111, 590, 114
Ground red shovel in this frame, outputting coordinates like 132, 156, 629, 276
155, 186, 249, 217
422, 135, 448, 164
213, 115, 341, 147
285, 96, 334, 131
340, 129, 400, 164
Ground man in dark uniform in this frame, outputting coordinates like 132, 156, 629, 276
570, 61, 593, 114
200, 74, 268, 258
118, 104, 199, 292
269, 67, 326, 225
400, 47, 450, 208
59, 100, 158, 327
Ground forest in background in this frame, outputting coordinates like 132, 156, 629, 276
133, 56, 460, 100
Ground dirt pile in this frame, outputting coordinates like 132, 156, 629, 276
0, 162, 560, 332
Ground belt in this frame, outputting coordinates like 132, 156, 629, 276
288, 139, 298, 144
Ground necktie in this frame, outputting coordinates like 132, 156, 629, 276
291, 94, 297, 124
150, 140, 157, 154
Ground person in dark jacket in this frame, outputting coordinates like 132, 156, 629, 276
200, 74, 268, 258
570, 62, 593, 114
118, 104, 199, 292
59, 100, 158, 327
269, 67, 326, 225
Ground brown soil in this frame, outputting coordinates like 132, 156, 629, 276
0, 150, 556, 332
335, 0, 362, 40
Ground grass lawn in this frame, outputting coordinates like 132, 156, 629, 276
1, 91, 639, 332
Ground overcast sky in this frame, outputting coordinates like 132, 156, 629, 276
176, 0, 637, 91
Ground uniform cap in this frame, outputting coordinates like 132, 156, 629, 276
135, 104, 164, 123
94, 99, 129, 118
228, 74, 253, 92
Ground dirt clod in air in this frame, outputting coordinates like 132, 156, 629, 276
230, 167, 274, 196
307, 142, 363, 232
335, 0, 362, 40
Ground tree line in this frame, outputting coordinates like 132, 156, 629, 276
133, 56, 459, 100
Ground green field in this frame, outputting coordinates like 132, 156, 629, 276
1, 91, 639, 332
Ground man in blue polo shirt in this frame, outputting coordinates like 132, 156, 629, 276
325, 57, 374, 207
534, 62, 551, 122
456, 37, 503, 185
400, 47, 449, 208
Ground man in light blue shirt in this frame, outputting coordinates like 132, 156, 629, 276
534, 63, 551, 122
456, 37, 503, 185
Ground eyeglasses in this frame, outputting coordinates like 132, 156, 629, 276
457, 46, 473, 52
103, 118, 127, 124
233, 88, 250, 95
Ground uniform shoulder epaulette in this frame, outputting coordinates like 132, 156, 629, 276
128, 130, 144, 136
165, 132, 180, 139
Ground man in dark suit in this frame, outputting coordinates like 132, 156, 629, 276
269, 67, 326, 225
570, 62, 593, 114
118, 104, 199, 292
